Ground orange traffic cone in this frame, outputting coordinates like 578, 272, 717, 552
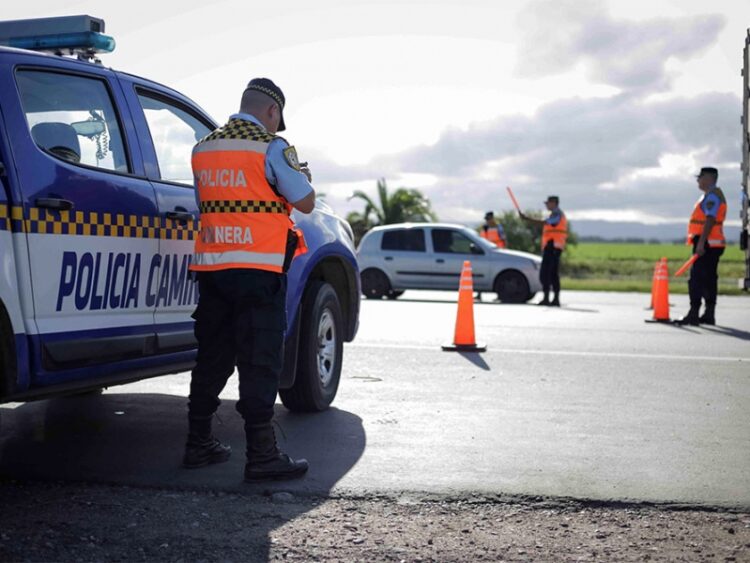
442, 261, 487, 352
646, 257, 671, 323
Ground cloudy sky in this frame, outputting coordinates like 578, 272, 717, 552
6, 0, 750, 234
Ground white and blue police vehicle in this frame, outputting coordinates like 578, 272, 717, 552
0, 16, 360, 412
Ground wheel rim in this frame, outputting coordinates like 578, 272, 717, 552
317, 309, 337, 387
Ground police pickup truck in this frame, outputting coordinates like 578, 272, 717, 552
0, 16, 359, 412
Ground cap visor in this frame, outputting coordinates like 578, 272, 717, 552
278, 112, 286, 132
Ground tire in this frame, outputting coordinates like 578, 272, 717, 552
361, 268, 391, 300
279, 281, 343, 412
494, 270, 531, 303
386, 290, 404, 300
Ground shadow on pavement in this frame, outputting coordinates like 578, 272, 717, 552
555, 306, 599, 313
458, 352, 491, 371
0, 392, 365, 561
700, 325, 750, 341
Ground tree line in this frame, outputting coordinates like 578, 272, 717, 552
346, 178, 576, 252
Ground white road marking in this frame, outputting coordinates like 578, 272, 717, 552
346, 342, 749, 363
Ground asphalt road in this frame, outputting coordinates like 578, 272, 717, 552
1, 290, 749, 509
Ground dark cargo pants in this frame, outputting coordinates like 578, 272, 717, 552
539, 241, 562, 297
688, 238, 724, 309
188, 269, 286, 425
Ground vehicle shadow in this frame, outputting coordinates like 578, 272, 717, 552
0, 392, 365, 561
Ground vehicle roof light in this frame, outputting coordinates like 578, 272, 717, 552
0, 15, 115, 59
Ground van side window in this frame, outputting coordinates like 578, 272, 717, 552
432, 229, 476, 254
16, 70, 129, 173
381, 229, 426, 252
137, 92, 211, 186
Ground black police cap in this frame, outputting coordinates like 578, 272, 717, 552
245, 78, 286, 131
484, 211, 494, 220
696, 167, 718, 178
545, 195, 559, 204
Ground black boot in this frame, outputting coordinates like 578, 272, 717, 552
550, 295, 560, 307
675, 306, 700, 326
244, 422, 308, 482
537, 293, 550, 306
699, 304, 716, 325
183, 415, 231, 469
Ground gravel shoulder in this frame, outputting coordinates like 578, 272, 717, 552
0, 481, 748, 562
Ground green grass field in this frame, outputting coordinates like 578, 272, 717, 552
561, 243, 747, 295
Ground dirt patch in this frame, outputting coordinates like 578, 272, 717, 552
0, 481, 748, 562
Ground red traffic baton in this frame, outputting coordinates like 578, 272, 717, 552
506, 186, 521, 213
674, 254, 698, 277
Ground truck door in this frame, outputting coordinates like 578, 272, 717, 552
120, 78, 213, 353
6, 65, 160, 377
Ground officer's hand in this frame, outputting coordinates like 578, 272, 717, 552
300, 164, 312, 183
696, 241, 706, 257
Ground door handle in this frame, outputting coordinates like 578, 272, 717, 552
384, 256, 394, 261
165, 210, 194, 223
436, 258, 445, 264
35, 197, 74, 211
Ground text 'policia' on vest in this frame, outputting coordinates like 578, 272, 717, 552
542, 212, 569, 250
687, 187, 727, 248
190, 118, 306, 274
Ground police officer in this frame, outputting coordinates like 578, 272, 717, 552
480, 211, 507, 249
520, 196, 568, 306
184, 78, 315, 482
676, 167, 727, 326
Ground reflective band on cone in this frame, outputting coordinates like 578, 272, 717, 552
442, 260, 487, 352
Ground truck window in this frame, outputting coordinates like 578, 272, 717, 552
15, 70, 129, 173
381, 229, 426, 252
136, 92, 211, 186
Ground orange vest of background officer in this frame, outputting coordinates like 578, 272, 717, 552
686, 187, 727, 248
480, 211, 507, 249
481, 226, 507, 248
190, 120, 305, 273
542, 210, 568, 250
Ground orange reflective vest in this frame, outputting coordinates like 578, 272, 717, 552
686, 187, 727, 247
480, 226, 507, 248
190, 118, 304, 273
542, 210, 568, 250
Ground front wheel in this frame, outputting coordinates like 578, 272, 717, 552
279, 281, 343, 412
494, 270, 531, 303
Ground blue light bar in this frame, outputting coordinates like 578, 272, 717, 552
0, 16, 114, 55
3, 31, 115, 53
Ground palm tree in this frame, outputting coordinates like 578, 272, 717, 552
349, 178, 436, 226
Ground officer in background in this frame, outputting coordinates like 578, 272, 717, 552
480, 211, 507, 249
520, 196, 568, 306
676, 167, 727, 326
184, 78, 315, 482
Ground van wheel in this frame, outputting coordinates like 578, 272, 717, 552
494, 270, 531, 303
279, 281, 343, 412
361, 269, 391, 299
